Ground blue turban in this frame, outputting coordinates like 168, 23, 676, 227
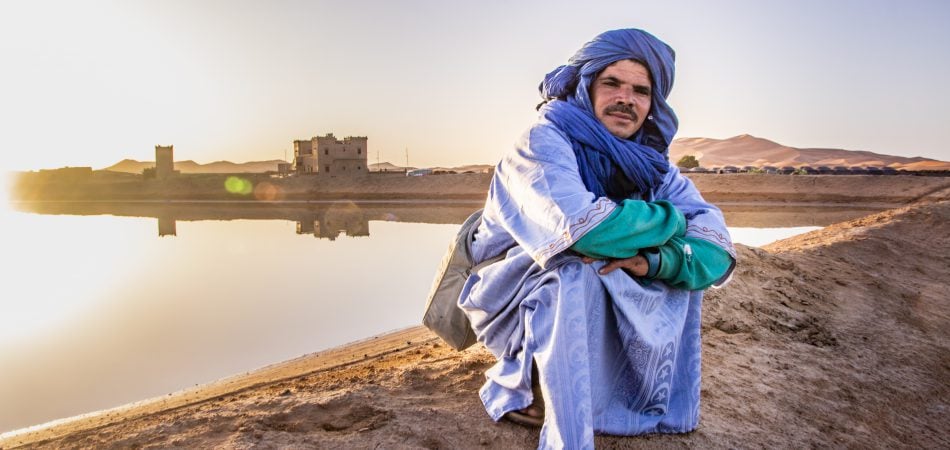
538, 28, 678, 200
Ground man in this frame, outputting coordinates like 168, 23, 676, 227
458, 29, 736, 448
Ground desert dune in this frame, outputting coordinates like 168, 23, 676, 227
670, 134, 950, 170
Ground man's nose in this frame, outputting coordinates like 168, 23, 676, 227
615, 89, 635, 105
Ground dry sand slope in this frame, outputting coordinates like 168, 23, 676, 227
4, 202, 949, 449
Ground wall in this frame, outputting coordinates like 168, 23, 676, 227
293, 140, 314, 173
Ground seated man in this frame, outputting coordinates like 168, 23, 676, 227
458, 29, 736, 448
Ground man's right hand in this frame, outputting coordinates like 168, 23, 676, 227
583, 255, 649, 277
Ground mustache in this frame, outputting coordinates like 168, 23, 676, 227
603, 104, 638, 122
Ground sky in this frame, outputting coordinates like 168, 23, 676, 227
1, 0, 948, 171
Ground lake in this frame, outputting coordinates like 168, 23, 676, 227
0, 200, 885, 433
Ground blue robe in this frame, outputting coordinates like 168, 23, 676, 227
459, 120, 736, 449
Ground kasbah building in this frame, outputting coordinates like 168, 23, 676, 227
293, 133, 368, 176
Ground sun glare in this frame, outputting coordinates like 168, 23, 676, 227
0, 212, 148, 346
0, 172, 12, 211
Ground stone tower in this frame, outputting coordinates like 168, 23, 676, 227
155, 145, 175, 179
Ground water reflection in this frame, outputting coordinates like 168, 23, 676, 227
295, 204, 369, 240
11, 200, 886, 236
12, 201, 478, 239
158, 215, 176, 237
0, 209, 462, 434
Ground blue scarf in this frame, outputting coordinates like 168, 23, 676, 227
540, 100, 668, 200
539, 29, 679, 200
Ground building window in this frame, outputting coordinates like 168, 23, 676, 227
357, 165, 361, 170
325, 165, 330, 172
357, 148, 361, 154
324, 149, 328, 155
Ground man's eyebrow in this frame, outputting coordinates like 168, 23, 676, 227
599, 75, 622, 84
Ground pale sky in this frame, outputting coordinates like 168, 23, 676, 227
1, 0, 948, 171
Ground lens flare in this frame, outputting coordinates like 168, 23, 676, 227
253, 182, 282, 201
224, 176, 253, 195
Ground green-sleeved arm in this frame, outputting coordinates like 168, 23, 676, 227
655, 236, 734, 290
570, 199, 685, 259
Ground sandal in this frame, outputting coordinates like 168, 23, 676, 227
504, 362, 545, 428
505, 404, 544, 428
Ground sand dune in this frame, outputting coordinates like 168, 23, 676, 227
670, 134, 950, 169
4, 200, 948, 449
104, 159, 288, 174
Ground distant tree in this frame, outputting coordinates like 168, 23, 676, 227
676, 155, 700, 169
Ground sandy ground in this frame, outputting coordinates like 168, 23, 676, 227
3, 199, 947, 449
687, 173, 950, 204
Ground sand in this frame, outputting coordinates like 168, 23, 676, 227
669, 134, 950, 170
2, 202, 949, 448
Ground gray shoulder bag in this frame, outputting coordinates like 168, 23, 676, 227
422, 209, 505, 350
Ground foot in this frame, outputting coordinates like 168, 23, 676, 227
504, 385, 545, 428
519, 404, 544, 419
504, 404, 544, 428
504, 360, 545, 428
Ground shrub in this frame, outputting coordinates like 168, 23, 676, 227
676, 155, 700, 169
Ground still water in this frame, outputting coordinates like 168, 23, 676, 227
0, 201, 883, 433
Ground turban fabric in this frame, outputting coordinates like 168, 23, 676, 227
538, 28, 679, 200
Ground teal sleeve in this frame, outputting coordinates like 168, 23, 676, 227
655, 236, 734, 290
570, 199, 686, 259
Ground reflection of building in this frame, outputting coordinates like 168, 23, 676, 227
147, 204, 370, 239
296, 219, 315, 235
158, 216, 177, 237
295, 206, 369, 240
155, 145, 179, 179
293, 133, 368, 176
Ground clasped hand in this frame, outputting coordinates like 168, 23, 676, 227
581, 255, 649, 277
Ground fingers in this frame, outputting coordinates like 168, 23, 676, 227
597, 255, 648, 277
598, 259, 623, 275
580, 256, 596, 264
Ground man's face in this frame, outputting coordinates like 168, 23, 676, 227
590, 59, 652, 139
